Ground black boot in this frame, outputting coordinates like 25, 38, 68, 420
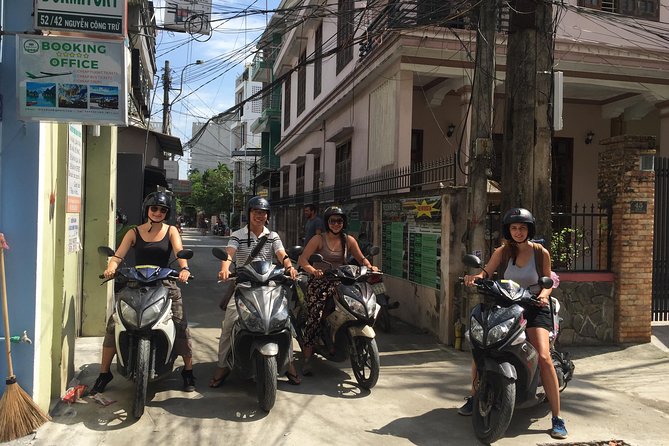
90, 372, 113, 395
181, 369, 195, 392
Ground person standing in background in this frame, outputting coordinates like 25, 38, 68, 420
303, 204, 325, 245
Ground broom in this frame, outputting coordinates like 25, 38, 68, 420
0, 241, 50, 442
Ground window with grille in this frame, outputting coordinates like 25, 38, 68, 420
283, 170, 289, 197
314, 23, 323, 98
337, 0, 354, 74
313, 155, 321, 190
297, 50, 307, 116
335, 141, 351, 201
251, 85, 262, 113
578, 0, 658, 20
284, 75, 291, 130
239, 122, 246, 147
237, 91, 244, 117
296, 163, 305, 195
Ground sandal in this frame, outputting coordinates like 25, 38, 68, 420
90, 371, 113, 395
302, 359, 313, 377
284, 371, 301, 385
208, 368, 230, 388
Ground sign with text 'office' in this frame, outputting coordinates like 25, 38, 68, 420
17, 35, 128, 125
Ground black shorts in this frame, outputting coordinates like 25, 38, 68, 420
524, 305, 553, 331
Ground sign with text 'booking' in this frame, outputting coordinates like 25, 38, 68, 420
35, 0, 126, 36
17, 35, 128, 125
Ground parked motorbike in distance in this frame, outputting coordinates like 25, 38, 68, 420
97, 246, 194, 418
289, 250, 382, 389
461, 253, 574, 444
211, 247, 294, 412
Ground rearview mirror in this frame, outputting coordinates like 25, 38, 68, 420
177, 249, 193, 260
538, 276, 554, 289
98, 246, 115, 257
308, 253, 324, 265
212, 247, 228, 261
368, 246, 380, 256
463, 254, 483, 269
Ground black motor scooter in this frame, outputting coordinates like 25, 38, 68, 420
462, 253, 574, 444
98, 246, 194, 418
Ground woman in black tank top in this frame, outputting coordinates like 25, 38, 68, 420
297, 206, 379, 375
91, 192, 196, 395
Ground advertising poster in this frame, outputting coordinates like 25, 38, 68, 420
163, 0, 212, 35
67, 124, 83, 213
382, 197, 442, 289
67, 215, 81, 253
17, 35, 128, 125
35, 0, 126, 36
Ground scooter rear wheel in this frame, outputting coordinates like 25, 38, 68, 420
133, 338, 151, 418
472, 372, 515, 444
255, 353, 277, 412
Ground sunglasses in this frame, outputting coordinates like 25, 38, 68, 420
328, 218, 344, 225
150, 206, 168, 214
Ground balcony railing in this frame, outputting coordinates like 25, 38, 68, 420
360, 1, 509, 60
272, 157, 456, 206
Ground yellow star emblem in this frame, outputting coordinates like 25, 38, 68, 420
415, 199, 436, 218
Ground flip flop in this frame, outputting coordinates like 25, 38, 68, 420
208, 369, 230, 388
284, 371, 301, 385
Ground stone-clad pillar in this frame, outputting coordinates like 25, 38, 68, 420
598, 135, 655, 343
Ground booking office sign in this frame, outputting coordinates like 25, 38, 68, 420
17, 35, 128, 125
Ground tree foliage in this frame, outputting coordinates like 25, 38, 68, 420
187, 164, 234, 216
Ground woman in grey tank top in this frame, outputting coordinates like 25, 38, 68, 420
297, 206, 379, 375
461, 208, 568, 440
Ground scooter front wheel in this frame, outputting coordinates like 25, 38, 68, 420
472, 372, 515, 444
255, 353, 277, 412
133, 338, 151, 418
350, 337, 380, 389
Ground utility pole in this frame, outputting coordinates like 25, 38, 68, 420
467, 0, 498, 259
162, 60, 171, 135
502, 0, 554, 243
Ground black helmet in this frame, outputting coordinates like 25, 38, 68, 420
142, 191, 171, 220
502, 207, 535, 241
247, 196, 270, 218
323, 206, 347, 232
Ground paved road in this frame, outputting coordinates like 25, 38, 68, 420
8, 229, 669, 445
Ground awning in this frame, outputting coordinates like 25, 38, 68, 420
144, 166, 168, 188
150, 130, 183, 156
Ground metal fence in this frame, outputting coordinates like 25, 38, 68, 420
487, 204, 612, 272
272, 157, 456, 207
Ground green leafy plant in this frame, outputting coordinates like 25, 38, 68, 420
551, 227, 588, 270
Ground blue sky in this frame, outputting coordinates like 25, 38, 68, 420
152, 0, 281, 177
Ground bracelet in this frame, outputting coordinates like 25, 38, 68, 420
285, 265, 293, 271
113, 255, 123, 260
181, 266, 190, 271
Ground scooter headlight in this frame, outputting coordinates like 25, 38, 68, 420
364, 293, 377, 316
140, 298, 165, 328
470, 317, 484, 345
269, 297, 289, 332
487, 317, 515, 345
343, 295, 367, 318
119, 300, 139, 328
237, 299, 263, 332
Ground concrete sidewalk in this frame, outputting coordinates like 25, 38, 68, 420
3, 322, 667, 446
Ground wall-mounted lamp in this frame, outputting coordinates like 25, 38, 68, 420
585, 131, 594, 145
447, 123, 455, 138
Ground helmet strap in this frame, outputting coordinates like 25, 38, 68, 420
147, 217, 162, 232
